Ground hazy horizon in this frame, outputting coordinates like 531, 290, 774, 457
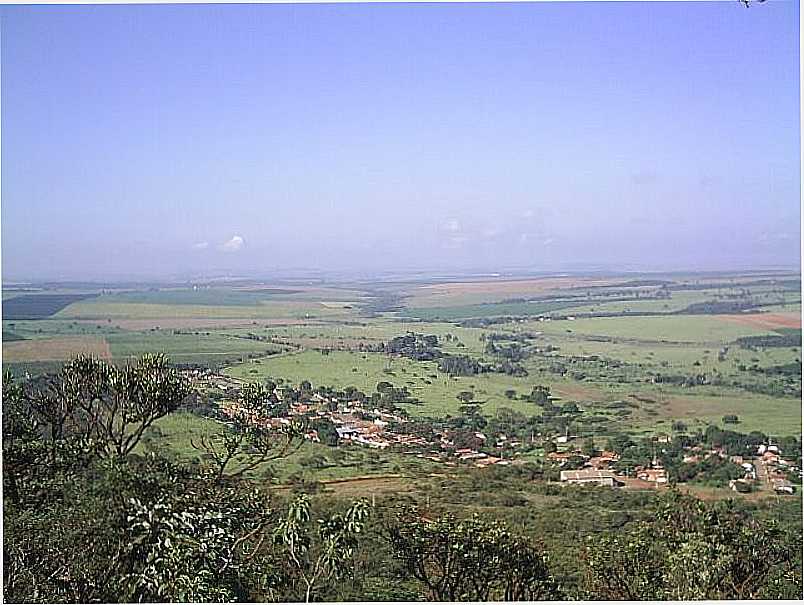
1, 1, 800, 282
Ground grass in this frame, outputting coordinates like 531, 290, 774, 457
98, 288, 302, 306
2, 331, 26, 342
9, 277, 801, 445
225, 349, 541, 418
139, 411, 441, 483
106, 331, 282, 360
56, 300, 356, 321
2, 335, 111, 362
401, 300, 590, 321
517, 315, 777, 344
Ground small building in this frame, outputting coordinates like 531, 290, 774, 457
335, 426, 360, 439
560, 469, 621, 487
762, 452, 780, 465
547, 451, 584, 465
772, 479, 795, 495
637, 468, 668, 484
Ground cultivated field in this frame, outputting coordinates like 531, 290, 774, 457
4, 271, 802, 440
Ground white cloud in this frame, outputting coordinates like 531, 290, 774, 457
192, 241, 209, 250
221, 235, 245, 252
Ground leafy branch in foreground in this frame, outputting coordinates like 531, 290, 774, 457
273, 494, 371, 602
191, 383, 307, 481
21, 354, 192, 459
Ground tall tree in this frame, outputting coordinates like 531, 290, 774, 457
387, 508, 560, 601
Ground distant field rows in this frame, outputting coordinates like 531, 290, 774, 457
56, 301, 354, 321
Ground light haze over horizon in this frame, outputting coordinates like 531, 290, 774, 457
1, 1, 800, 282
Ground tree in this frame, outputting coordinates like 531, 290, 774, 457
387, 508, 561, 601
3, 453, 280, 604
456, 390, 475, 404
19, 354, 191, 460
191, 383, 305, 482
120, 480, 276, 602
582, 491, 800, 599
504, 389, 517, 399
314, 417, 340, 446
671, 420, 688, 433
3, 371, 45, 504
528, 385, 551, 405
273, 494, 370, 602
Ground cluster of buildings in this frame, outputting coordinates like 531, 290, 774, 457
728, 443, 797, 495
193, 370, 517, 467
553, 449, 670, 488
188, 370, 800, 494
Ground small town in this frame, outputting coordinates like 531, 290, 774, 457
186, 368, 800, 495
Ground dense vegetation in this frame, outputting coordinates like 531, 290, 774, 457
3, 354, 802, 602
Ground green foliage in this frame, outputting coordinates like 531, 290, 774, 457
313, 417, 339, 446
21, 354, 191, 459
387, 508, 561, 601
582, 491, 802, 599
3, 455, 279, 603
190, 383, 305, 482
272, 494, 371, 602
580, 437, 598, 458
527, 385, 551, 405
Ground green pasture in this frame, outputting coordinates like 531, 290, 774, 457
225, 349, 545, 419
56, 300, 355, 320
400, 300, 589, 321
139, 411, 440, 483
2, 319, 125, 339
529, 330, 798, 375
246, 320, 494, 356
624, 387, 802, 438
107, 331, 282, 361
99, 288, 303, 306
513, 315, 777, 344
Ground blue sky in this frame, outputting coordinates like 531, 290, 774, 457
1, 1, 800, 280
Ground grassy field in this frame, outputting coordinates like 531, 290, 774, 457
6, 271, 802, 444
520, 315, 780, 344
401, 300, 591, 321
56, 300, 356, 321
139, 411, 442, 483
225, 349, 521, 418
223, 345, 801, 437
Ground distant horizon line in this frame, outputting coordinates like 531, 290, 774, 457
2, 264, 800, 288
